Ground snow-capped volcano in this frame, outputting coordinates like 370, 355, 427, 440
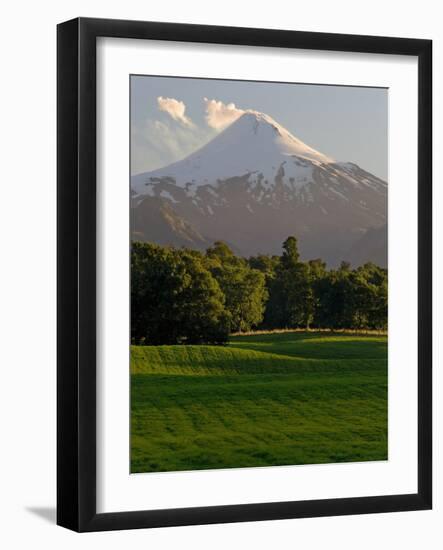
132, 111, 333, 197
131, 111, 387, 266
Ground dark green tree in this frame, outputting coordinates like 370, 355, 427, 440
248, 254, 279, 284
314, 268, 355, 328
131, 242, 229, 344
313, 262, 388, 330
307, 259, 327, 328
206, 242, 268, 332
265, 236, 313, 328
176, 251, 231, 343
356, 263, 388, 329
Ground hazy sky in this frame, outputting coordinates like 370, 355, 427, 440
131, 75, 388, 180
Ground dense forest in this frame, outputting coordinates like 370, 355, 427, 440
131, 237, 387, 345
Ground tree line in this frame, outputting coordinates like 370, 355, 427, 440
131, 237, 387, 345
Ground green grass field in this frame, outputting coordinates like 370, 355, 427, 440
131, 332, 387, 473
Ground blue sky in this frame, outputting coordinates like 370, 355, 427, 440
131, 75, 388, 180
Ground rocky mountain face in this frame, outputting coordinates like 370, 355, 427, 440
131, 111, 387, 266
346, 224, 388, 268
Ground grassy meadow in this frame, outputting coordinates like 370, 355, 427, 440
130, 332, 387, 473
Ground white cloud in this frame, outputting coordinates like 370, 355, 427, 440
131, 118, 215, 174
157, 96, 194, 127
132, 97, 246, 174
204, 98, 245, 130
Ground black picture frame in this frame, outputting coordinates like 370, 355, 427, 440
57, 17, 432, 532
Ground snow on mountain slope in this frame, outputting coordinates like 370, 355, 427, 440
132, 111, 333, 197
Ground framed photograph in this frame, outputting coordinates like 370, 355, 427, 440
57, 17, 432, 531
